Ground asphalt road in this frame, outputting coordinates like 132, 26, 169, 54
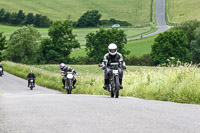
1, 72, 200, 133
77, 0, 171, 50
127, 0, 171, 41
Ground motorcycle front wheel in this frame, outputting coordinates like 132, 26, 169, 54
30, 83, 33, 90
67, 80, 72, 94
115, 77, 120, 98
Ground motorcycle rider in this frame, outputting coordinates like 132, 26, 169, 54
101, 43, 126, 89
60, 63, 78, 89
27, 70, 36, 87
0, 63, 4, 75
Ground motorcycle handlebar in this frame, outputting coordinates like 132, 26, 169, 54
110, 63, 119, 66
27, 78, 36, 80
98, 64, 103, 67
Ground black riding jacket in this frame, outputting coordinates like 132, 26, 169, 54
62, 66, 77, 74
103, 52, 125, 67
27, 73, 36, 79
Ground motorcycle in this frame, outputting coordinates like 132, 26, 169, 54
28, 78, 35, 90
99, 63, 121, 98
0, 67, 3, 77
62, 71, 74, 94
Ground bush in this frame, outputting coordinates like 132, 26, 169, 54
0, 32, 6, 61
190, 27, 200, 63
151, 30, 191, 65
125, 54, 154, 66
4, 25, 41, 64
172, 20, 200, 45
69, 57, 97, 64
76, 10, 102, 27
40, 20, 80, 64
100, 18, 132, 27
85, 28, 129, 63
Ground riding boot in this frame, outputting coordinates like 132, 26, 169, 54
119, 79, 123, 89
103, 79, 109, 89
73, 79, 77, 89
62, 79, 65, 89
28, 82, 30, 87
33, 80, 35, 87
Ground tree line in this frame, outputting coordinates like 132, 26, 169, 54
150, 20, 200, 65
74, 10, 132, 28
1, 19, 200, 66
0, 9, 131, 28
0, 20, 129, 64
0, 8, 52, 28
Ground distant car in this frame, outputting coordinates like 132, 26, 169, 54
111, 24, 120, 28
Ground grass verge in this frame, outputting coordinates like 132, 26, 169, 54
2, 61, 200, 104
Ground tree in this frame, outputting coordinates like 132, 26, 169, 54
39, 15, 52, 28
24, 13, 34, 25
9, 12, 18, 25
76, 10, 102, 27
172, 20, 200, 45
151, 30, 191, 65
41, 20, 80, 63
17, 10, 25, 24
5, 25, 41, 64
0, 8, 5, 22
40, 38, 59, 64
85, 28, 129, 63
190, 27, 200, 63
1, 12, 10, 23
0, 32, 6, 61
34, 14, 41, 27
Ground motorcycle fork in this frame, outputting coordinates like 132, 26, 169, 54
66, 79, 72, 89
110, 76, 115, 91
114, 75, 119, 90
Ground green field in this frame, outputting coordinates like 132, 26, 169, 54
167, 0, 200, 23
2, 61, 200, 104
0, 24, 49, 39
71, 35, 156, 58
0, 0, 152, 25
125, 35, 157, 57
0, 24, 155, 46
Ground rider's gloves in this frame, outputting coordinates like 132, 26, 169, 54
122, 65, 126, 70
102, 65, 106, 70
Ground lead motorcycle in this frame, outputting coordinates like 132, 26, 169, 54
62, 71, 74, 94
99, 63, 122, 98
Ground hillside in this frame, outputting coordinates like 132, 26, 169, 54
167, 0, 200, 23
0, 0, 152, 25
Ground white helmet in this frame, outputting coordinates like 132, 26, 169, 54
108, 43, 117, 55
